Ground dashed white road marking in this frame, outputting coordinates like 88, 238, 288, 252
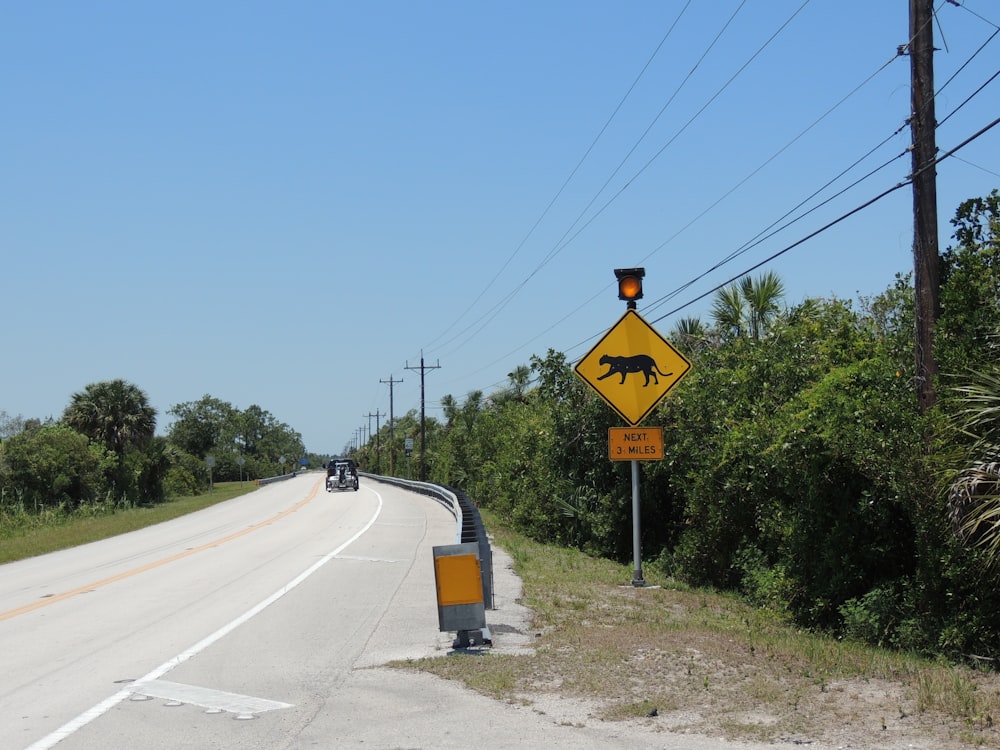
336, 554, 403, 563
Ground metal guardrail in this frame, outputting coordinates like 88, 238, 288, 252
256, 472, 298, 487
360, 473, 494, 610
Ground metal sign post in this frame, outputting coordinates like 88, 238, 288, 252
609, 428, 664, 585
630, 459, 643, 585
206, 455, 215, 494
574, 268, 693, 587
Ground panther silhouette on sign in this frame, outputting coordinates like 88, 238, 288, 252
597, 354, 672, 387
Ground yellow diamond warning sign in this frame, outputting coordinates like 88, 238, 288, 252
575, 309, 692, 426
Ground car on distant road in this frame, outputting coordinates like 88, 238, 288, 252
326, 459, 359, 492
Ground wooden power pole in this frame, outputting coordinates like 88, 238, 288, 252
909, 0, 940, 412
380, 375, 402, 475
406, 353, 440, 482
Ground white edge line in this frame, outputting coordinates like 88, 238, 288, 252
24, 487, 384, 750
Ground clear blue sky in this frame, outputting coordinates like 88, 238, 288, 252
2, 2, 998, 457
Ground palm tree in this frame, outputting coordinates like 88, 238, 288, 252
507, 365, 532, 398
492, 365, 533, 407
741, 271, 785, 339
439, 394, 459, 428
670, 316, 711, 354
64, 379, 156, 454
948, 367, 1000, 562
459, 391, 483, 433
710, 271, 785, 341
710, 283, 746, 339
63, 379, 156, 497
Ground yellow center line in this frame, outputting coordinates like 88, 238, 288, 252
0, 479, 323, 623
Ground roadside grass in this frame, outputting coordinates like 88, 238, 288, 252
400, 512, 1000, 748
0, 482, 257, 564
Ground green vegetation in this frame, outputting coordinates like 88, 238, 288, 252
379, 189, 1000, 664
0, 387, 314, 526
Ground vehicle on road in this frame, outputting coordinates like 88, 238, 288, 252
326, 458, 359, 492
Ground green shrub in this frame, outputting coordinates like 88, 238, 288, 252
0, 424, 106, 509
839, 582, 904, 647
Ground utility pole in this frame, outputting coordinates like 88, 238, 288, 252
908, 0, 940, 412
366, 410, 384, 474
380, 375, 402, 475
406, 352, 440, 482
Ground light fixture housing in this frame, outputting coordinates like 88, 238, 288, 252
614, 267, 645, 305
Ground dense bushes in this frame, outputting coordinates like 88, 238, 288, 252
0, 424, 108, 510
418, 191, 1000, 663
1, 389, 308, 515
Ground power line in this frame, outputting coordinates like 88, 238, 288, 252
531, 0, 751, 271
432, 98, 1000, 411
635, 65, 910, 314
953, 1, 1000, 30
376, 6, 999, 429
421, 3, 692, 355
648, 114, 1000, 326
430, 1, 812, 362
450, 20, 912, 366
484, 12, 999, 365
642, 146, 910, 316
533, 0, 812, 268
649, 179, 914, 326
405, 354, 440, 481
638, 37, 999, 319
938, 62, 1000, 128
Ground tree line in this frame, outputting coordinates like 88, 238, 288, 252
354, 190, 1000, 662
0, 389, 308, 514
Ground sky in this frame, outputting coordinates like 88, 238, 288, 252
2, 1, 998, 457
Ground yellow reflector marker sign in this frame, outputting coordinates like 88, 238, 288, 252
434, 553, 484, 606
608, 426, 664, 461
432, 542, 487, 636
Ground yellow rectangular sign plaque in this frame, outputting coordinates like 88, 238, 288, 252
434, 553, 484, 606
608, 426, 664, 461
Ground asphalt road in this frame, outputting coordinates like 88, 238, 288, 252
0, 474, 791, 750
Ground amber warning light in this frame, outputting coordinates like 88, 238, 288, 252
614, 267, 644, 306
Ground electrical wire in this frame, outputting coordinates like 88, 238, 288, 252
954, 1, 1000, 31
370, 4, 1000, 427
938, 63, 1000, 128
635, 58, 908, 313
430, 0, 811, 362
642, 146, 910, 315
420, 2, 693, 355
533, 0, 751, 271
627, 0, 994, 322
650, 113, 1000, 325
461, 106, 1000, 391
531, 1, 811, 275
